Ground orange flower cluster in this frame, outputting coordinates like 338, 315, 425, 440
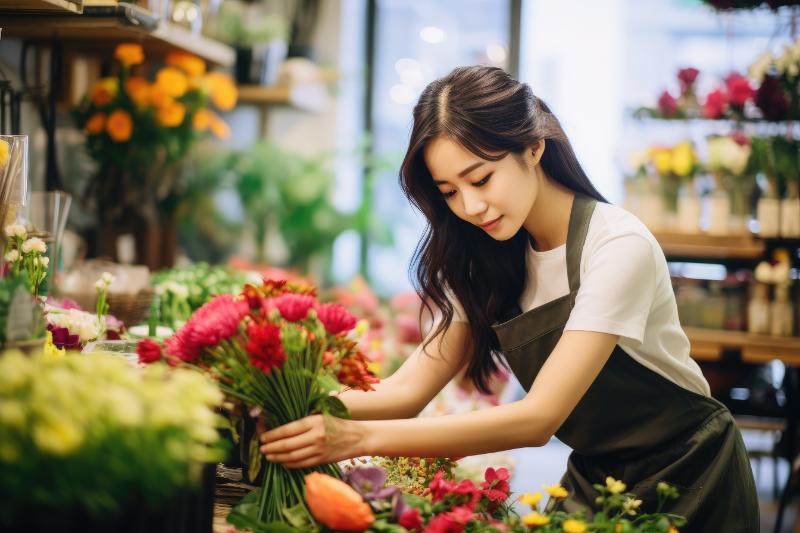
81, 43, 237, 143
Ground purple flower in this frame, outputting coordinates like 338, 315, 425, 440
47, 323, 81, 349
343, 467, 397, 501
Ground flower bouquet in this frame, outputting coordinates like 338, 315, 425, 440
0, 350, 225, 529
298, 465, 687, 533
137, 278, 379, 527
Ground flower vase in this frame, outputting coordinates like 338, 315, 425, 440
747, 282, 770, 335
725, 175, 755, 235
638, 192, 664, 232
676, 181, 701, 234
770, 285, 794, 336
659, 177, 680, 231
780, 182, 800, 237
707, 190, 730, 236
757, 184, 781, 238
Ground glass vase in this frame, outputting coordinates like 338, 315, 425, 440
0, 135, 29, 233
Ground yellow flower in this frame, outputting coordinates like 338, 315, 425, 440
668, 527, 679, 533
544, 483, 568, 499
124, 76, 150, 107
519, 492, 542, 508
90, 77, 118, 106
148, 85, 173, 110
114, 43, 144, 66
0, 138, 9, 167
670, 141, 696, 178
84, 112, 105, 135
166, 51, 206, 77
44, 331, 65, 360
209, 114, 231, 139
156, 67, 188, 98
105, 109, 133, 142
521, 512, 550, 527
205, 71, 238, 111
192, 108, 212, 131
156, 100, 186, 127
32, 418, 84, 456
622, 497, 642, 516
562, 519, 587, 533
605, 476, 626, 494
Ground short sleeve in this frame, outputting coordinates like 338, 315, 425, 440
564, 233, 657, 344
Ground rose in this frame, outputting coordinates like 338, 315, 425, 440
725, 73, 755, 107
702, 88, 727, 119
137, 339, 162, 364
677, 67, 699, 91
657, 90, 678, 117
755, 74, 790, 121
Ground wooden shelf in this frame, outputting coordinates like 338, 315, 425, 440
2, 0, 82, 13
0, 13, 234, 66
237, 85, 290, 105
686, 327, 800, 367
653, 232, 766, 261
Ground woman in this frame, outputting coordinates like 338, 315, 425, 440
259, 66, 759, 531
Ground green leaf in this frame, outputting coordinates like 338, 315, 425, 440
319, 395, 351, 419
248, 430, 264, 483
316, 373, 342, 394
281, 502, 314, 529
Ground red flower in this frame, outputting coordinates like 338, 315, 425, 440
423, 505, 473, 533
274, 293, 316, 322
702, 88, 727, 119
164, 294, 249, 362
657, 90, 678, 117
136, 338, 162, 364
315, 303, 357, 334
725, 72, 755, 107
399, 508, 424, 531
756, 74, 790, 121
242, 283, 263, 309
245, 322, 286, 374
730, 131, 749, 146
47, 324, 80, 350
427, 471, 481, 509
677, 67, 699, 91
480, 467, 510, 511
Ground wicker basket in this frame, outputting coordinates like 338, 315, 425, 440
107, 288, 155, 327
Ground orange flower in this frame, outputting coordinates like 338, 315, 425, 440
166, 51, 206, 77
205, 71, 238, 111
192, 108, 212, 131
90, 78, 118, 106
209, 114, 231, 139
304, 472, 374, 531
124, 76, 150, 107
84, 112, 106, 134
148, 85, 173, 110
114, 43, 144, 66
105, 109, 132, 142
156, 67, 188, 98
157, 100, 186, 127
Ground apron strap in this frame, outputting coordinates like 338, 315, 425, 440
566, 194, 597, 294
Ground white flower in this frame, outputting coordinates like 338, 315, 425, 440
4, 250, 19, 263
748, 51, 773, 83
623, 497, 642, 516
21, 237, 46, 254
101, 272, 115, 285
38, 256, 49, 267
47, 309, 103, 342
705, 136, 751, 176
4, 224, 26, 238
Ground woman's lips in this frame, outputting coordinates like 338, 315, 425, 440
479, 215, 503, 231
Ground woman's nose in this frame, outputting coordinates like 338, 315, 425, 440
461, 189, 488, 217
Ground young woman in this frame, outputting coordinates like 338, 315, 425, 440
259, 66, 759, 531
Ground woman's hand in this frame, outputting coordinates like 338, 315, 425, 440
259, 414, 367, 469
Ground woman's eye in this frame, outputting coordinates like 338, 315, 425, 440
442, 190, 456, 199
474, 173, 493, 187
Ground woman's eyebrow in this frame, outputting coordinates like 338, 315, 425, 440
434, 161, 485, 185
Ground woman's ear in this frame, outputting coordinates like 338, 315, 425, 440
528, 140, 545, 166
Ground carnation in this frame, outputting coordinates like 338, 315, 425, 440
272, 293, 316, 322
315, 303, 357, 334
4, 224, 26, 238
21, 237, 46, 254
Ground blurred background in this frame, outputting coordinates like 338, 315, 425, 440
1, 0, 800, 531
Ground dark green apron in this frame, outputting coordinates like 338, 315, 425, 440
490, 195, 759, 532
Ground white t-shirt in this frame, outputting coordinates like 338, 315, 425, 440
448, 202, 711, 397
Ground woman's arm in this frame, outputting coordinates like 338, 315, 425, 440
337, 321, 472, 420
260, 329, 618, 467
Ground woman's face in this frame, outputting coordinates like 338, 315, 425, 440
423, 136, 541, 241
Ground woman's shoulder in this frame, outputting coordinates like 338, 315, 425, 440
587, 201, 659, 247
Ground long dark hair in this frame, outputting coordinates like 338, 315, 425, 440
399, 65, 607, 394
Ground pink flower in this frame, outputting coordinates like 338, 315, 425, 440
427, 471, 481, 509
480, 467, 510, 510
245, 322, 286, 374
164, 294, 249, 362
702, 88, 727, 119
725, 73, 755, 107
398, 507, 424, 531
677, 67, 699, 91
423, 505, 473, 533
315, 303, 357, 334
136, 338, 162, 364
273, 293, 316, 322
657, 90, 678, 117
730, 131, 749, 146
